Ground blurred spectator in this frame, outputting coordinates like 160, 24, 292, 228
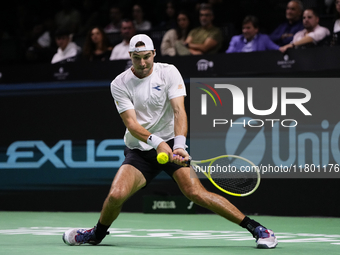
157, 0, 178, 30
161, 11, 193, 56
51, 28, 81, 64
325, 0, 336, 14
104, 5, 123, 34
77, 0, 101, 36
270, 0, 304, 46
279, 8, 331, 52
110, 19, 136, 60
226, 15, 279, 53
82, 26, 112, 61
176, 4, 223, 55
132, 3, 152, 31
331, 0, 340, 45
55, 0, 81, 34
26, 17, 56, 63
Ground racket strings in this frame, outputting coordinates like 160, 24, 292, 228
207, 157, 259, 194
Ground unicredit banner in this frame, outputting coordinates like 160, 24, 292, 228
190, 78, 340, 178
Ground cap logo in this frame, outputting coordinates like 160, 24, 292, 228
132, 47, 148, 52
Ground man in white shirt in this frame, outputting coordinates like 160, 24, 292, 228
51, 28, 81, 64
279, 8, 330, 52
110, 19, 136, 60
62, 34, 278, 249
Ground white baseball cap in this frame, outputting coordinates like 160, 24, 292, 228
129, 34, 155, 53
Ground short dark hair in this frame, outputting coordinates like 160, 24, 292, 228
199, 3, 214, 15
242, 15, 259, 29
135, 41, 145, 47
305, 7, 319, 17
121, 19, 134, 26
55, 28, 71, 37
133, 41, 155, 54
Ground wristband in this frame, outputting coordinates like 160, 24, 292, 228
147, 134, 164, 149
173, 135, 188, 150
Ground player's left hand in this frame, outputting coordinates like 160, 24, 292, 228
172, 148, 189, 166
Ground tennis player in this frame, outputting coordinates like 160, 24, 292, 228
62, 34, 278, 249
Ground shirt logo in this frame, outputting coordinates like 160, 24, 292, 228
178, 84, 183, 89
152, 86, 161, 91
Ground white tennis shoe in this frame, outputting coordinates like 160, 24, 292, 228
255, 227, 278, 249
62, 227, 104, 245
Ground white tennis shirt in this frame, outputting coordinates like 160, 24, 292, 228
111, 62, 186, 151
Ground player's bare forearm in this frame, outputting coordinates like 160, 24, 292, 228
173, 108, 189, 162
121, 109, 172, 155
174, 109, 188, 137
170, 96, 189, 163
120, 109, 151, 143
170, 96, 188, 137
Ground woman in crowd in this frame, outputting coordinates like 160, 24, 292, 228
82, 26, 112, 61
160, 10, 193, 56
331, 0, 340, 45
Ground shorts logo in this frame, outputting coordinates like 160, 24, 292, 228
152, 86, 161, 91
149, 136, 152, 141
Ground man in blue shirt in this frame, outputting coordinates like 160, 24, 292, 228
270, 0, 304, 46
226, 16, 279, 53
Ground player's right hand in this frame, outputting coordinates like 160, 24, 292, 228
172, 148, 189, 166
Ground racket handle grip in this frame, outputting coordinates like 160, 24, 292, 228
173, 154, 191, 166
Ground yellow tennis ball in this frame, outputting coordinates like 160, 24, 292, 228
157, 152, 169, 164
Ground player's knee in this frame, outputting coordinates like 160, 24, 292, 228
182, 186, 204, 205
107, 188, 129, 205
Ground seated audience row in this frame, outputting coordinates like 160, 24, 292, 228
50, 0, 340, 64
225, 15, 279, 53
51, 20, 137, 64
279, 7, 331, 52
225, 6, 330, 54
160, 1, 336, 56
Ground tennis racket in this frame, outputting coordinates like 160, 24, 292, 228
180, 155, 260, 197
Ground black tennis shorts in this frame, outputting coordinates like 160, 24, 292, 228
122, 139, 182, 185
